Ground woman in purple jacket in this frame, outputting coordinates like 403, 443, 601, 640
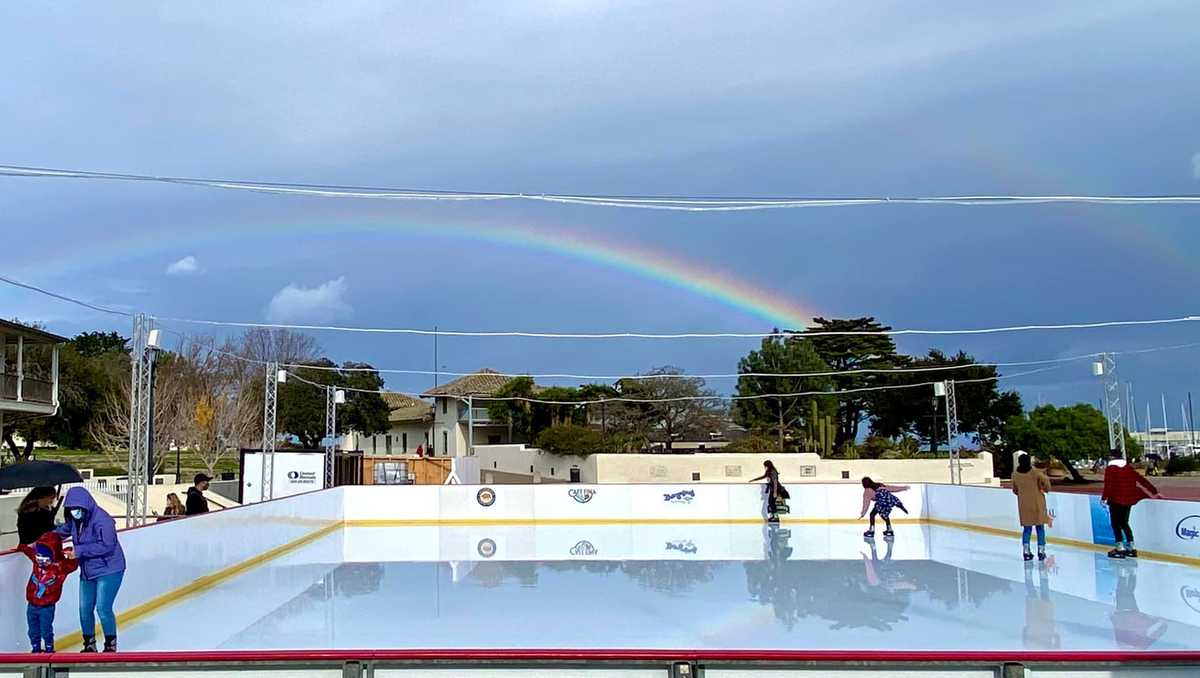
56, 487, 125, 653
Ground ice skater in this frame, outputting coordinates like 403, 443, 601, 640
17, 532, 78, 653
749, 460, 790, 523
859, 477, 909, 538
1101, 448, 1161, 559
1011, 452, 1051, 561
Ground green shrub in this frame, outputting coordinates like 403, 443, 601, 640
724, 436, 781, 453
1166, 455, 1200, 475
535, 424, 608, 456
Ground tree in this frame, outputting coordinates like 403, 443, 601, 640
614, 367, 723, 452
803, 318, 900, 453
88, 350, 195, 474
869, 350, 1023, 454
1002, 404, 1141, 482
487, 377, 539, 443
734, 335, 835, 452
535, 424, 609, 456
276, 359, 390, 449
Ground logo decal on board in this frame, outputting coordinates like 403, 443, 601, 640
1176, 515, 1200, 541
476, 487, 496, 507
570, 540, 598, 556
666, 540, 698, 554
663, 490, 695, 504
477, 538, 497, 558
569, 488, 595, 504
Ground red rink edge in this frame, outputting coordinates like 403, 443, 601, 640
0, 648, 1199, 665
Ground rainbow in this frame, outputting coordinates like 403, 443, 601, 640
27, 219, 818, 329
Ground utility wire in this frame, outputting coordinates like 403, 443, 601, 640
153, 313, 1200, 340
0, 274, 133, 318
5, 164, 1200, 211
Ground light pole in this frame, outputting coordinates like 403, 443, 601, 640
325, 386, 345, 489
1092, 355, 1126, 459
260, 365, 286, 502
934, 380, 960, 483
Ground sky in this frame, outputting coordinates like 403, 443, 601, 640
3, 1, 1200, 428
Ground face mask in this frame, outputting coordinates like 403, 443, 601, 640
70, 508, 84, 520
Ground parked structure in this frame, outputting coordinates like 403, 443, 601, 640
341, 392, 433, 456
0, 320, 66, 435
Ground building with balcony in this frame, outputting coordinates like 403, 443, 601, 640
422, 369, 516, 457
0, 320, 66, 431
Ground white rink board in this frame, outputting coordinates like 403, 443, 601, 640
0, 487, 343, 651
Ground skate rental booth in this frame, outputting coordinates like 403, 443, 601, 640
0, 482, 1198, 677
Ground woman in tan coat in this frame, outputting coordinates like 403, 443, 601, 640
1012, 451, 1051, 561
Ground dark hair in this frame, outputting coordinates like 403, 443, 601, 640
861, 476, 881, 490
763, 460, 777, 472
1110, 448, 1124, 460
1017, 454, 1032, 474
16, 487, 57, 514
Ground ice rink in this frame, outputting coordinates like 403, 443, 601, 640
114, 522, 1200, 653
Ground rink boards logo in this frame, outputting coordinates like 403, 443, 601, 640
286, 470, 318, 485
477, 538, 497, 558
665, 540, 698, 554
569, 540, 598, 556
1176, 515, 1200, 541
477, 487, 496, 507
1182, 586, 1200, 614
568, 488, 595, 504
663, 489, 695, 504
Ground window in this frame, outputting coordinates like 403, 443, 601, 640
488, 435, 501, 444
841, 470, 850, 479
550, 467, 555, 476
494, 462, 498, 469
402, 433, 408, 452
442, 431, 448, 455
374, 461, 409, 485
692, 472, 701, 481
386, 435, 392, 454
442, 399, 447, 415
372, 437, 377, 454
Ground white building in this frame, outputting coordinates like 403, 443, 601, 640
422, 369, 516, 457
341, 392, 434, 455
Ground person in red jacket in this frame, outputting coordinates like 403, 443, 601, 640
17, 532, 79, 653
1101, 448, 1162, 559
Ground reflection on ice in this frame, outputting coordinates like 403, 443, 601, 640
110, 523, 1200, 653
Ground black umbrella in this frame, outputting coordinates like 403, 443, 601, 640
0, 460, 84, 490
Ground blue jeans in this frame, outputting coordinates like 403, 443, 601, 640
27, 603, 55, 649
1022, 525, 1046, 547
79, 571, 124, 638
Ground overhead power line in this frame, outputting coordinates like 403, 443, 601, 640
0, 274, 133, 317
4, 164, 1200, 211
155, 313, 1200, 340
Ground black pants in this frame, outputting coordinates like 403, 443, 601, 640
1110, 503, 1134, 544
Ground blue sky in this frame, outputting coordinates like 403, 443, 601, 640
3, 1, 1200, 425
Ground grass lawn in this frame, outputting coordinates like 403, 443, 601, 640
29, 448, 241, 480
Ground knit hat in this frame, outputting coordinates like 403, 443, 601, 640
34, 543, 53, 561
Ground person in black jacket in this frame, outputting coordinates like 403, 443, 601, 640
15, 487, 59, 545
185, 474, 211, 516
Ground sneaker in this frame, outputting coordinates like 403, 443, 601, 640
1023, 551, 1034, 561
1123, 549, 1138, 558
1107, 548, 1126, 559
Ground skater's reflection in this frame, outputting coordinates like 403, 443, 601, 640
1022, 562, 1061, 650
1110, 565, 1168, 649
860, 536, 917, 595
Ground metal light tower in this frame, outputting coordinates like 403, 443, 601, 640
324, 386, 345, 489
125, 314, 159, 527
260, 363, 284, 501
1092, 354, 1127, 459
935, 380, 961, 484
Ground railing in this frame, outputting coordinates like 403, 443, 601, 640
0, 374, 53, 404
460, 407, 493, 424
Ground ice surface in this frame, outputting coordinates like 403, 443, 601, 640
116, 523, 1200, 652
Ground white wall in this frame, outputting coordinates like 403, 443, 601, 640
0, 487, 344, 651
344, 422, 431, 455
474, 444, 593, 483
